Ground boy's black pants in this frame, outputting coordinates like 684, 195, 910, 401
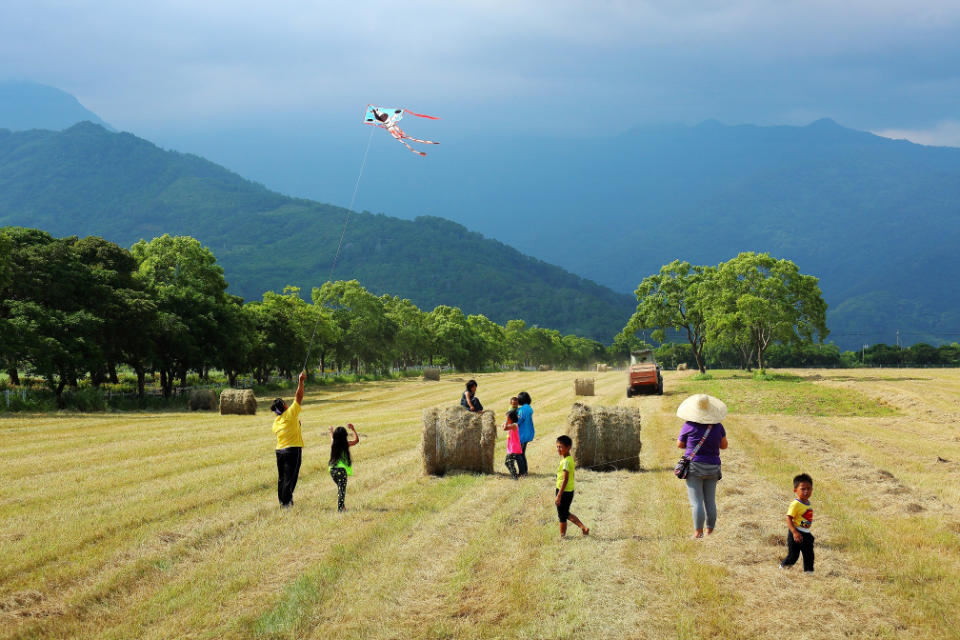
782, 530, 815, 571
276, 447, 302, 506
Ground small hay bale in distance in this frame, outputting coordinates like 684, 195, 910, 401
677, 363, 688, 371
538, 365, 551, 371
567, 403, 641, 471
219, 389, 257, 415
596, 364, 610, 373
573, 378, 595, 396
423, 367, 440, 381
421, 406, 497, 476
188, 389, 217, 411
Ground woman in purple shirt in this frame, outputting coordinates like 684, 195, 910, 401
676, 394, 729, 539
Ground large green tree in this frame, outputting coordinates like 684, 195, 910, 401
315, 280, 396, 373
707, 252, 828, 370
382, 295, 431, 370
624, 260, 714, 373
131, 235, 232, 396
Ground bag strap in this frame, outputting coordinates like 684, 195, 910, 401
686, 424, 714, 459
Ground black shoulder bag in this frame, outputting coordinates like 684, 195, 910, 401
674, 424, 713, 480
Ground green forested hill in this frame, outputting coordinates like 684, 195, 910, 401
0, 123, 634, 341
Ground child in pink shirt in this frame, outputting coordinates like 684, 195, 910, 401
503, 409, 522, 480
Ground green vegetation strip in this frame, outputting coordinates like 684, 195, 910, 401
678, 373, 899, 417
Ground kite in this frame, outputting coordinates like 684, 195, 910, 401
363, 104, 440, 156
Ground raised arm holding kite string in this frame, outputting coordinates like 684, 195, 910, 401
364, 105, 440, 156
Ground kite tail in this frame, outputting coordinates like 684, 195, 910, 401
395, 136, 427, 156
404, 136, 439, 146
403, 109, 441, 120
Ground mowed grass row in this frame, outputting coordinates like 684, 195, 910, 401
3, 369, 960, 639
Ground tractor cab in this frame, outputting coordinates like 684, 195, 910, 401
627, 349, 663, 397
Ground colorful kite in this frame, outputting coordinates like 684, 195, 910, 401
363, 105, 440, 156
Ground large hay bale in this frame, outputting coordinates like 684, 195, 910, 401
189, 389, 217, 411
423, 367, 440, 381
567, 403, 641, 471
219, 389, 257, 415
677, 363, 688, 371
421, 406, 497, 476
574, 378, 595, 396
538, 365, 551, 372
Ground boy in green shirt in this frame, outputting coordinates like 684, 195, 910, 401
555, 435, 590, 538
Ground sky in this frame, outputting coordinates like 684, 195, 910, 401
3, 0, 960, 207
3, 1, 960, 136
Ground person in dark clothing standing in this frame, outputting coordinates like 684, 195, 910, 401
270, 370, 306, 508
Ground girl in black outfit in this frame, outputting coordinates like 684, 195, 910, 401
328, 424, 359, 512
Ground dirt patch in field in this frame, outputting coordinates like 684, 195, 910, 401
0, 590, 65, 620
156, 531, 187, 544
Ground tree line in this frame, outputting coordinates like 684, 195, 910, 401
0, 228, 612, 405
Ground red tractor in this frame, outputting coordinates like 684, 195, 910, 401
626, 349, 663, 397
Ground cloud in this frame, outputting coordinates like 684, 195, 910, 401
874, 121, 960, 147
2, 0, 960, 135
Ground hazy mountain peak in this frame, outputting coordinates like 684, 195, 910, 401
0, 81, 115, 133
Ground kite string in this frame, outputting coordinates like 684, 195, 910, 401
302, 126, 376, 373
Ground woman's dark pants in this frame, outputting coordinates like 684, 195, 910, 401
276, 447, 302, 506
516, 442, 529, 476
782, 530, 815, 571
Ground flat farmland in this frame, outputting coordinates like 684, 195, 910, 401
3, 369, 960, 640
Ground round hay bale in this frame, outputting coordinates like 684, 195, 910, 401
188, 388, 217, 411
568, 403, 641, 472
573, 378, 595, 396
423, 367, 441, 381
219, 389, 257, 415
538, 365, 551, 372
420, 406, 497, 476
677, 363, 688, 371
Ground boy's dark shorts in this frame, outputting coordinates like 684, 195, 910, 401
555, 489, 574, 522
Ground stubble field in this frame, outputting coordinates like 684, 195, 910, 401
3, 368, 960, 640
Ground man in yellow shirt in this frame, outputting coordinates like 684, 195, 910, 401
270, 371, 306, 508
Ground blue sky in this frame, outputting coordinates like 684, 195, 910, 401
3, 0, 960, 145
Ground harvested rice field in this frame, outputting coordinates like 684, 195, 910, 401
3, 369, 960, 640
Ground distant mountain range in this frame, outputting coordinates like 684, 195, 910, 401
0, 81, 115, 132
319, 119, 960, 348
2, 82, 959, 348
0, 123, 635, 341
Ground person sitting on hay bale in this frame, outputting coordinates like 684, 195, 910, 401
460, 379, 483, 412
270, 371, 306, 509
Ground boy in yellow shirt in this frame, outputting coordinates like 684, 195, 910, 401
270, 371, 306, 508
780, 473, 814, 572
555, 435, 590, 538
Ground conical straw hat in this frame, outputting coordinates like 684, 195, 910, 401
676, 394, 727, 424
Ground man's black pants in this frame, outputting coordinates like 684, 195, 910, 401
276, 447, 303, 506
782, 530, 815, 571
